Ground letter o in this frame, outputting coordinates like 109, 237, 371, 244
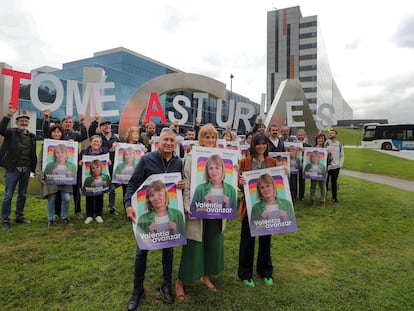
30, 74, 64, 111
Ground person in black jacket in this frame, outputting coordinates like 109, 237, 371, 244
0, 106, 37, 230
266, 124, 284, 152
124, 128, 185, 310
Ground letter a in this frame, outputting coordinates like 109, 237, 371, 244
143, 92, 167, 124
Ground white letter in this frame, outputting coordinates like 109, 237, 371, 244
93, 82, 118, 117
316, 104, 334, 130
193, 93, 208, 121
169, 95, 189, 124
30, 74, 63, 111
233, 101, 255, 131
286, 101, 305, 128
66, 80, 82, 116
216, 99, 234, 128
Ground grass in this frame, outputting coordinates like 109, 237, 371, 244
343, 148, 414, 181
334, 128, 362, 146
1, 163, 414, 310
1, 143, 413, 310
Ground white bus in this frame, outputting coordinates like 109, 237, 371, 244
361, 123, 414, 150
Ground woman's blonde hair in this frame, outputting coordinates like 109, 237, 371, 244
198, 123, 218, 147
256, 173, 276, 200
204, 154, 225, 182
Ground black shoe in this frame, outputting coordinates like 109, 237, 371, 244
127, 289, 145, 311
159, 283, 174, 304
61, 218, 73, 226
48, 221, 55, 228
15, 218, 31, 224
332, 198, 339, 203
2, 222, 10, 230
109, 208, 119, 216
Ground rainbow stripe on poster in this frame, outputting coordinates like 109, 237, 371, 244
247, 175, 286, 203
305, 151, 326, 162
46, 145, 76, 162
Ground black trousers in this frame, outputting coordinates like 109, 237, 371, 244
238, 216, 273, 280
326, 168, 340, 200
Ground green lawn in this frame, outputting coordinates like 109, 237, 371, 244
1, 139, 413, 310
1, 170, 413, 310
335, 128, 362, 146
343, 148, 414, 181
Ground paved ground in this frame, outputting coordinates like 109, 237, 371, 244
341, 170, 414, 193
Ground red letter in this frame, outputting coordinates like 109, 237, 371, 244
1, 68, 32, 109
143, 92, 167, 124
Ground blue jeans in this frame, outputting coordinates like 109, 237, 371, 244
47, 191, 71, 221
1, 167, 31, 222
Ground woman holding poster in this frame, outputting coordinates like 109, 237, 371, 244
79, 135, 111, 224
137, 180, 184, 235
35, 124, 74, 227
175, 124, 225, 301
237, 132, 277, 287
309, 133, 328, 208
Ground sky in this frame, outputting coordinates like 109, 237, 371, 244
1, 0, 414, 124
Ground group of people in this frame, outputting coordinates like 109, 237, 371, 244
0, 106, 344, 310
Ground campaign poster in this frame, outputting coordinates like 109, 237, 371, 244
180, 139, 199, 161
283, 142, 302, 175
240, 143, 250, 160
42, 139, 78, 185
268, 152, 291, 175
81, 154, 111, 196
131, 172, 186, 250
189, 146, 238, 219
302, 147, 328, 181
223, 140, 241, 160
242, 167, 297, 237
112, 143, 144, 184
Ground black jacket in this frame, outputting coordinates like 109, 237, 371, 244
123, 150, 183, 208
0, 116, 37, 172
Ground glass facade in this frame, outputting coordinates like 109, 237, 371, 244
16, 48, 259, 136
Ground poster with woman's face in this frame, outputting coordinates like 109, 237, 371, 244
302, 147, 328, 181
112, 143, 144, 184
81, 154, 111, 196
131, 172, 186, 250
189, 146, 238, 219
269, 152, 291, 175
242, 167, 297, 237
283, 142, 303, 175
42, 139, 78, 185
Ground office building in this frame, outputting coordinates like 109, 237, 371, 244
267, 6, 353, 124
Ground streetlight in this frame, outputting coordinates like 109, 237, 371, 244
230, 73, 234, 101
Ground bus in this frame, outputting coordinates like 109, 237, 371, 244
361, 123, 414, 150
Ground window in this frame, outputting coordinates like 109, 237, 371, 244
299, 54, 317, 60
300, 76, 317, 82
299, 65, 317, 71
299, 32, 317, 39
300, 21, 317, 28
300, 43, 317, 50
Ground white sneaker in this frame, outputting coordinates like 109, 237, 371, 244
95, 216, 104, 223
84, 217, 93, 224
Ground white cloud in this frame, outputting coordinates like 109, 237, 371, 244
1, 0, 414, 123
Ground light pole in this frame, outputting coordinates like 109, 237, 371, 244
230, 73, 234, 101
